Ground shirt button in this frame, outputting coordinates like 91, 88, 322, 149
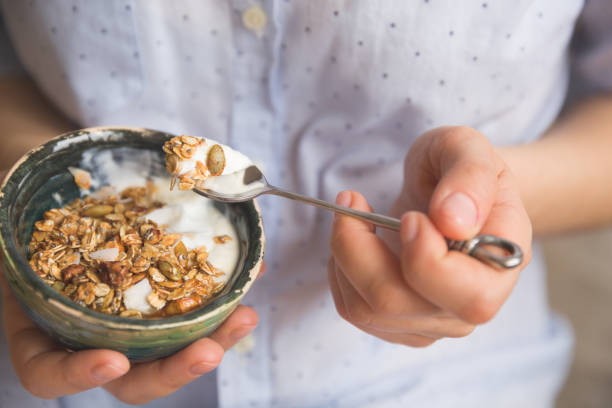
242, 4, 267, 37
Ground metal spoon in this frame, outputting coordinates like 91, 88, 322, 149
193, 165, 523, 269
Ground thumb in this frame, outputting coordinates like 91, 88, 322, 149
428, 128, 503, 240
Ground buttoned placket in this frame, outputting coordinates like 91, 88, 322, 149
217, 1, 281, 407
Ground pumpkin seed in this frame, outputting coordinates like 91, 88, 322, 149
206, 144, 226, 176
82, 205, 114, 217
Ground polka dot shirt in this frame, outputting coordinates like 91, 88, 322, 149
0, 0, 596, 407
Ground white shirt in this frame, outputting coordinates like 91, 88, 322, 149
3, 0, 606, 406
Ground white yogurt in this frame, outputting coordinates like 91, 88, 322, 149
176, 137, 265, 195
78, 148, 241, 314
175, 138, 252, 177
123, 279, 155, 315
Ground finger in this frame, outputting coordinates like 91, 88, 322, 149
12, 342, 129, 399
1, 270, 130, 398
327, 257, 349, 321
350, 321, 440, 347
104, 305, 257, 405
427, 126, 504, 240
0, 268, 39, 336
332, 271, 440, 347
478, 167, 533, 265
400, 209, 523, 325
333, 259, 472, 336
331, 191, 436, 317
208, 305, 258, 350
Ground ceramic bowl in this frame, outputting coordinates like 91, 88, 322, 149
0, 127, 265, 361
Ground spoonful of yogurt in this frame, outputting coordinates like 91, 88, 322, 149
164, 136, 523, 269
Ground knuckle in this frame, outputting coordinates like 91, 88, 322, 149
334, 299, 350, 321
116, 394, 150, 406
345, 302, 374, 328
19, 376, 47, 399
448, 323, 477, 338
461, 294, 500, 325
109, 387, 154, 406
437, 126, 477, 151
402, 335, 437, 348
444, 126, 484, 143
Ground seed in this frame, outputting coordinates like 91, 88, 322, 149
206, 144, 226, 176
174, 241, 188, 261
166, 154, 179, 175
101, 288, 115, 308
82, 205, 114, 217
52, 281, 65, 291
64, 284, 77, 296
158, 260, 181, 281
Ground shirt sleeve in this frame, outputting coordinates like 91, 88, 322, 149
0, 6, 24, 76
567, 0, 612, 101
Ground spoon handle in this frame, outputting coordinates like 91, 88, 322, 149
267, 187, 523, 269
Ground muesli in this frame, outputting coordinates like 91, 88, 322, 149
28, 169, 233, 318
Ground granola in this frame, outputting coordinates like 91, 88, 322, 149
163, 135, 226, 191
29, 177, 233, 318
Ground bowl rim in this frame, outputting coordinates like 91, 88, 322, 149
0, 126, 265, 330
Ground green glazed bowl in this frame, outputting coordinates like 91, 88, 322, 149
0, 127, 265, 361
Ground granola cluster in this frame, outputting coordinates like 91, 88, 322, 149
163, 135, 226, 190
29, 181, 231, 318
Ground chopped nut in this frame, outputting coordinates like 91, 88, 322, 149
163, 295, 203, 316
62, 264, 85, 282
99, 262, 129, 287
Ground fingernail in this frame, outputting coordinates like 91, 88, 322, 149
230, 325, 255, 341
441, 192, 477, 229
92, 364, 123, 384
190, 361, 218, 376
335, 191, 352, 207
401, 213, 419, 242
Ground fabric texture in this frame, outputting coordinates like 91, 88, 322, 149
0, 0, 600, 407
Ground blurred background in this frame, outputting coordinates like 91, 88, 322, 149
544, 230, 612, 407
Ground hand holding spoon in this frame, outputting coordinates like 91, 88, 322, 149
193, 165, 523, 269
